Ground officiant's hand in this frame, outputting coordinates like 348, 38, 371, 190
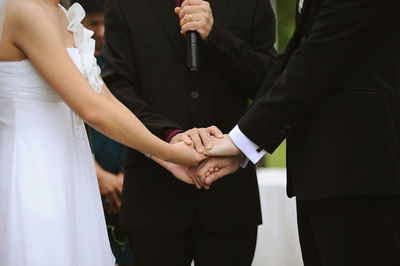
190, 155, 244, 186
170, 126, 223, 154
175, 0, 214, 40
204, 134, 241, 157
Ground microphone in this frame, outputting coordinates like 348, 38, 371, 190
186, 30, 200, 71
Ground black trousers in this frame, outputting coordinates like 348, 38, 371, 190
296, 196, 400, 266
128, 217, 258, 266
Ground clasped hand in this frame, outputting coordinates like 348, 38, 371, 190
167, 126, 244, 189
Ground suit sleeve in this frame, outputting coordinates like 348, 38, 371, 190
204, 0, 278, 99
101, 0, 182, 139
238, 0, 380, 153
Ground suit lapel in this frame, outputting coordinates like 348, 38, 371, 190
149, 0, 186, 64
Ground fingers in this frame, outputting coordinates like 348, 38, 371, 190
199, 129, 212, 150
103, 192, 119, 214
181, 0, 205, 7
185, 127, 221, 153
180, 0, 210, 14
190, 159, 211, 190
176, 0, 213, 40
110, 190, 121, 210
179, 6, 203, 21
207, 125, 223, 138
189, 129, 205, 153
189, 167, 201, 189
181, 133, 193, 145
191, 159, 219, 188
205, 170, 224, 185
103, 198, 117, 214
180, 20, 209, 36
189, 167, 206, 189
170, 132, 193, 146
174, 7, 180, 15
203, 163, 230, 185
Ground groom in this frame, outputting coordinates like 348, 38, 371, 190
194, 0, 400, 265
101, 0, 277, 265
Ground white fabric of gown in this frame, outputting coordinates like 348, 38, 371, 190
0, 4, 114, 266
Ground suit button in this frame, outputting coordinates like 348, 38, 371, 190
191, 91, 199, 99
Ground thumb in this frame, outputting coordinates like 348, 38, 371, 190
174, 7, 181, 15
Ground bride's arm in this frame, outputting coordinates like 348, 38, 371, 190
8, 2, 205, 166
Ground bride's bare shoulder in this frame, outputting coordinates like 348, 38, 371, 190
7, 0, 50, 27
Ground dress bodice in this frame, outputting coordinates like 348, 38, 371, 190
0, 48, 83, 102
0, 2, 102, 103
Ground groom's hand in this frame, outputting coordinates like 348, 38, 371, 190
171, 126, 223, 154
205, 134, 241, 157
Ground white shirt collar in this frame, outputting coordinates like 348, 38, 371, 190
299, 0, 305, 14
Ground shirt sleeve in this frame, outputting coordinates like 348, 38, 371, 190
229, 125, 266, 165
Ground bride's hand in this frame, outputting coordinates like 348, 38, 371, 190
162, 161, 194, 185
167, 141, 208, 167
152, 155, 209, 189
150, 156, 200, 187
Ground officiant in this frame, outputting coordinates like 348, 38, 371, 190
101, 0, 277, 265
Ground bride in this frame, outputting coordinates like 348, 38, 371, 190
0, 0, 207, 265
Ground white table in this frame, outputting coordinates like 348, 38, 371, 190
252, 168, 303, 266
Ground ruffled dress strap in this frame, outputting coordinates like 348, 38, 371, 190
60, 3, 103, 94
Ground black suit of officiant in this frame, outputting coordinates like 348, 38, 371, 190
237, 0, 400, 265
101, 0, 277, 265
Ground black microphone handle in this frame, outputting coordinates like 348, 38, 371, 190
187, 31, 200, 71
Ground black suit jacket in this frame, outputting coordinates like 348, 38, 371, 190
102, 0, 277, 232
239, 0, 400, 201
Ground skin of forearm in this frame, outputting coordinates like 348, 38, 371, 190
84, 86, 172, 160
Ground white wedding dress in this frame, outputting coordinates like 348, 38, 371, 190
0, 4, 115, 266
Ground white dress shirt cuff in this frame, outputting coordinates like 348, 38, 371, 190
229, 125, 266, 165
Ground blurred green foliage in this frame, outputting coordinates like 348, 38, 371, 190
275, 0, 297, 52
265, 0, 297, 168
